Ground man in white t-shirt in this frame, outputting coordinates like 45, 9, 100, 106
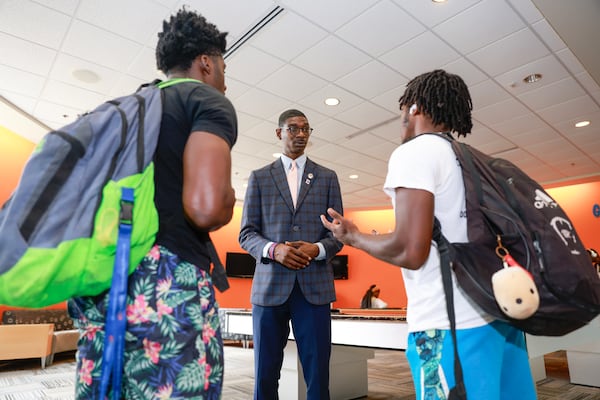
321, 70, 536, 400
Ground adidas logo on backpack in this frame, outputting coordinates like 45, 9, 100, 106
431, 133, 600, 337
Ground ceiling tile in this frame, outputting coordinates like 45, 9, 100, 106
33, 0, 79, 15
473, 98, 530, 126
505, 127, 559, 147
312, 118, 361, 143
39, 79, 106, 113
280, 0, 378, 32
367, 84, 405, 112
370, 118, 402, 144
0, 64, 46, 98
495, 54, 570, 95
336, 61, 405, 100
127, 46, 163, 83
76, 0, 168, 45
239, 119, 280, 144
181, 0, 277, 42
335, 0, 425, 57
467, 28, 549, 77
334, 102, 396, 130
553, 111, 600, 139
49, 53, 122, 95
62, 20, 144, 71
0, 33, 57, 76
396, 0, 481, 27
223, 77, 252, 102
233, 88, 292, 123
0, 0, 70, 48
33, 100, 80, 127
506, 0, 544, 23
434, 0, 524, 54
532, 19, 566, 52
292, 36, 371, 81
460, 125, 515, 155
107, 74, 147, 98
226, 46, 286, 85
470, 79, 512, 109
575, 71, 600, 93
258, 64, 327, 102
442, 58, 488, 86
338, 153, 388, 178
380, 31, 460, 79
342, 133, 395, 159
537, 95, 600, 124
555, 48, 586, 75
299, 84, 364, 117
493, 113, 550, 138
250, 11, 328, 62
518, 77, 586, 111
236, 111, 264, 136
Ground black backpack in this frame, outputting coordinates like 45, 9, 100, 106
429, 132, 600, 399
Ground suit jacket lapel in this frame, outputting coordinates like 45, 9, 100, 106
270, 160, 295, 212
296, 158, 316, 209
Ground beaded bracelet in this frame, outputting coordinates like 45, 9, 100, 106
268, 242, 278, 259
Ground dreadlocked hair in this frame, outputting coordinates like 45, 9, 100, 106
156, 7, 228, 74
399, 69, 473, 137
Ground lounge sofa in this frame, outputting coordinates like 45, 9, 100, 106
0, 308, 79, 367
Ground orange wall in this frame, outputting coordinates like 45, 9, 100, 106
212, 207, 406, 309
1, 126, 599, 311
0, 126, 35, 203
547, 182, 600, 251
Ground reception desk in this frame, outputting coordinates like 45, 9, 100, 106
223, 308, 407, 400
222, 309, 600, 397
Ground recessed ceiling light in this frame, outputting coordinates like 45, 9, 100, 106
575, 120, 590, 128
349, 174, 359, 179
523, 73, 542, 84
432, 0, 447, 3
324, 97, 340, 106
72, 68, 100, 83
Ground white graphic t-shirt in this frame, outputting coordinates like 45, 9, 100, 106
383, 134, 492, 332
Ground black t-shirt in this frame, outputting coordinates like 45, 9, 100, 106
153, 81, 237, 270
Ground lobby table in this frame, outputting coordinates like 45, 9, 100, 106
221, 308, 600, 398
223, 308, 407, 400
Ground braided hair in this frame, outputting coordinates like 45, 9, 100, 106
399, 69, 473, 137
360, 284, 377, 308
156, 7, 228, 74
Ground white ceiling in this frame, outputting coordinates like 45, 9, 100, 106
1, 0, 599, 209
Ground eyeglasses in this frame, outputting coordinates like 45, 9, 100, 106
285, 125, 313, 135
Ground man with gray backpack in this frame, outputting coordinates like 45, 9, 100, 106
0, 7, 236, 399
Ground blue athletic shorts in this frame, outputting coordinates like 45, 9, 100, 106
406, 320, 536, 400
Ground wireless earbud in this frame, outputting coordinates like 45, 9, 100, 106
409, 104, 417, 115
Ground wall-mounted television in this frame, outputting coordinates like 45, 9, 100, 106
225, 252, 348, 280
225, 252, 256, 278
331, 254, 348, 280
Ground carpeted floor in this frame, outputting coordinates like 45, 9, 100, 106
1, 346, 599, 399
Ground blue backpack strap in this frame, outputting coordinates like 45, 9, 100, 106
100, 187, 134, 400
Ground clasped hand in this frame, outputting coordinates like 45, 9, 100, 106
273, 241, 318, 270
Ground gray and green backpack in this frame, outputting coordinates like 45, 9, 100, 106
0, 80, 176, 307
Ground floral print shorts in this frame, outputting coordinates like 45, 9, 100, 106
68, 245, 224, 399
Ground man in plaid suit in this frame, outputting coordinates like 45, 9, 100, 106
239, 109, 344, 399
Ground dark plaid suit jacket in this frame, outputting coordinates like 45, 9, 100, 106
239, 158, 344, 306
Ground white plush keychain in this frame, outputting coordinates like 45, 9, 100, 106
492, 241, 540, 320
